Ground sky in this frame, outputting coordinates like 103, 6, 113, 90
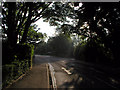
34, 18, 56, 37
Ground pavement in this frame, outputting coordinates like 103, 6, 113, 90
5, 55, 49, 89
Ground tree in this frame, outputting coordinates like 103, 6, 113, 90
2, 2, 51, 47
74, 2, 120, 63
52, 2, 120, 64
47, 33, 74, 57
34, 41, 48, 55
26, 25, 45, 44
2, 2, 75, 47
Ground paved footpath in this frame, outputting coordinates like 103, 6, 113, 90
6, 56, 49, 89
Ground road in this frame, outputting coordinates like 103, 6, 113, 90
7, 55, 120, 89
35, 55, 120, 89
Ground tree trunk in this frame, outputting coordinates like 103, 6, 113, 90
20, 21, 31, 44
7, 2, 18, 47
20, 3, 33, 44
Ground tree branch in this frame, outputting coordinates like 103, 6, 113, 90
16, 3, 26, 22
31, 2, 52, 23
17, 5, 28, 33
2, 25, 7, 33
32, 15, 43, 23
20, 3, 33, 44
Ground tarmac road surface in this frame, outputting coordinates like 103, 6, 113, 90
7, 55, 120, 89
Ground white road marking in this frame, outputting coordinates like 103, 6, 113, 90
61, 67, 72, 75
48, 63, 57, 89
109, 78, 118, 84
79, 77, 83, 81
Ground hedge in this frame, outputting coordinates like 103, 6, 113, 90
2, 43, 34, 88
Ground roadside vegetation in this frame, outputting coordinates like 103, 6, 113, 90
2, 2, 120, 88
35, 33, 74, 57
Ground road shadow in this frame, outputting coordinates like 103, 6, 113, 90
63, 60, 120, 89
58, 73, 119, 89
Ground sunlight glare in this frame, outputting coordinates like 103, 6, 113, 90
34, 19, 56, 37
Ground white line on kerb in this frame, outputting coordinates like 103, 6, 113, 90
48, 63, 57, 90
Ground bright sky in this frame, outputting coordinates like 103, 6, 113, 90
34, 18, 56, 37
34, 3, 83, 39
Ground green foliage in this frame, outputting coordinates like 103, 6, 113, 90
2, 2, 52, 45
74, 42, 86, 60
2, 60, 29, 88
74, 38, 114, 64
2, 43, 34, 88
47, 34, 74, 57
34, 33, 74, 57
15, 44, 34, 68
27, 25, 44, 44
73, 2, 120, 64
42, 2, 74, 27
34, 41, 48, 55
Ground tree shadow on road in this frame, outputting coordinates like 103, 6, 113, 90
63, 61, 120, 89
58, 73, 115, 89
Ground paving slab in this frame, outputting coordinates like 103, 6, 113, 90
6, 63, 49, 89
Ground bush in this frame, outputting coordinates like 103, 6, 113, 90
2, 42, 34, 88
3, 41, 34, 65
74, 40, 109, 63
2, 60, 29, 88
74, 44, 86, 61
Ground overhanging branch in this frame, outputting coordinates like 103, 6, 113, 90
31, 2, 52, 23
